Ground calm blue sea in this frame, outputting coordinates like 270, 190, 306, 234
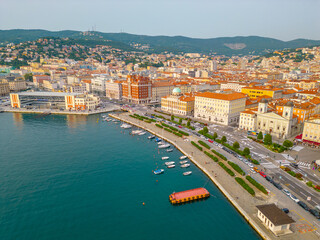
0, 113, 260, 240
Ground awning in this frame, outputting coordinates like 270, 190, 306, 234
295, 134, 302, 140
303, 139, 320, 146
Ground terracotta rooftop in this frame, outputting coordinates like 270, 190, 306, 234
196, 92, 247, 101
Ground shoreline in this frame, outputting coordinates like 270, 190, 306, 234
110, 112, 270, 240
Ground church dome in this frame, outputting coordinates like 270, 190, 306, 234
172, 87, 182, 95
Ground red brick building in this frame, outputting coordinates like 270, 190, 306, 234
122, 75, 151, 104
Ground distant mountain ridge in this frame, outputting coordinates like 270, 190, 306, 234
0, 29, 319, 56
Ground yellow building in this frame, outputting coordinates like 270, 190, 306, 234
302, 115, 320, 144
239, 109, 257, 131
161, 88, 196, 116
241, 85, 283, 99
194, 92, 247, 126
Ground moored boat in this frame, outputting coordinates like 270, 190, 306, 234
148, 135, 155, 139
121, 123, 132, 129
183, 171, 192, 176
166, 148, 173, 152
165, 161, 175, 166
181, 163, 190, 168
180, 155, 188, 160
155, 138, 162, 142
161, 156, 169, 160
167, 164, 175, 168
159, 144, 170, 149
138, 131, 146, 136
180, 160, 188, 164
157, 141, 163, 145
131, 130, 142, 135
154, 169, 164, 175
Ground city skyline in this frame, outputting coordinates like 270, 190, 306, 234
1, 0, 320, 41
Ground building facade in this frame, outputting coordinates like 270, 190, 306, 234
241, 85, 283, 99
194, 92, 247, 126
0, 79, 10, 96
105, 80, 123, 100
302, 115, 320, 144
239, 110, 257, 131
122, 75, 152, 104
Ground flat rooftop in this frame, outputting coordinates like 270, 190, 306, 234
171, 188, 209, 200
14, 92, 81, 97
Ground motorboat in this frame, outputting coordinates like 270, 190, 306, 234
148, 135, 155, 139
138, 131, 146, 136
180, 155, 188, 160
159, 144, 170, 149
155, 138, 162, 142
167, 164, 175, 168
157, 142, 163, 145
154, 169, 164, 175
120, 124, 132, 129
165, 161, 175, 166
180, 160, 188, 164
162, 156, 169, 160
166, 149, 173, 152
181, 164, 190, 168
131, 130, 142, 135
183, 171, 192, 176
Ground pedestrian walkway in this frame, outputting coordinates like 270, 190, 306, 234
292, 146, 304, 152
276, 160, 291, 166
261, 162, 277, 169
282, 154, 295, 161
297, 161, 311, 169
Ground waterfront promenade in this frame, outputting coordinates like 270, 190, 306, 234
2, 105, 120, 115
111, 112, 319, 240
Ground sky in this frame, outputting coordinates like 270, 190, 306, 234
1, 0, 319, 41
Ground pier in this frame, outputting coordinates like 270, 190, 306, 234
169, 187, 210, 204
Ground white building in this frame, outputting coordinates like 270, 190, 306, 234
194, 92, 247, 126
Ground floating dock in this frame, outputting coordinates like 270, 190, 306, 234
169, 187, 210, 204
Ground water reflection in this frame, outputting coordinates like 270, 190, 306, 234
12, 113, 24, 130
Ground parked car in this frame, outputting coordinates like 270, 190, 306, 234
282, 189, 291, 196
298, 201, 310, 211
248, 163, 254, 168
273, 182, 283, 190
253, 167, 260, 173
282, 208, 289, 214
290, 163, 299, 169
259, 171, 266, 178
250, 168, 256, 174
265, 176, 273, 183
208, 139, 213, 143
309, 209, 320, 219
290, 194, 299, 203
178, 125, 182, 128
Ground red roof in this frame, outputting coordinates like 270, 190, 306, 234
170, 188, 209, 200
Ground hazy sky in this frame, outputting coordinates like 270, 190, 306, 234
1, 0, 319, 40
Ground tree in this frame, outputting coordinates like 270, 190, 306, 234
221, 136, 227, 143
203, 127, 208, 134
187, 120, 190, 127
233, 141, 240, 149
243, 147, 250, 156
179, 118, 182, 124
24, 73, 33, 81
213, 132, 218, 140
283, 140, 293, 148
264, 134, 272, 145
171, 115, 174, 121
257, 132, 263, 140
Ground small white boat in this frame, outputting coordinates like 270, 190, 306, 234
166, 149, 173, 152
181, 163, 190, 168
180, 156, 187, 160
138, 131, 146, 136
183, 171, 192, 176
121, 124, 132, 129
131, 130, 142, 135
159, 144, 170, 149
154, 169, 164, 175
165, 161, 175, 166
157, 142, 163, 145
162, 156, 169, 160
180, 160, 188, 164
148, 135, 155, 139
167, 164, 175, 168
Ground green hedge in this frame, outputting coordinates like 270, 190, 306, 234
235, 177, 255, 196
173, 132, 182, 137
218, 162, 235, 176
228, 161, 245, 176
198, 140, 210, 149
204, 151, 219, 162
246, 176, 268, 194
179, 130, 189, 136
155, 124, 163, 128
191, 141, 203, 151
164, 128, 172, 133
211, 149, 227, 161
